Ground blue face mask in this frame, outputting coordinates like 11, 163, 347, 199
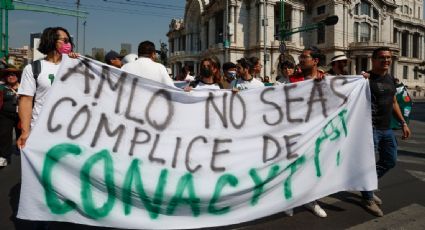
226, 71, 237, 80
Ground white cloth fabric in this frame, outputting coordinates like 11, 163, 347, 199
121, 57, 175, 87
18, 59, 61, 127
231, 77, 264, 90
274, 76, 291, 85
194, 82, 221, 90
17, 57, 377, 229
184, 74, 195, 82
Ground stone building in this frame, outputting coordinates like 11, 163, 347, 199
167, 0, 425, 98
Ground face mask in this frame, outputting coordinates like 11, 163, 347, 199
200, 66, 212, 77
226, 71, 237, 80
57, 43, 72, 54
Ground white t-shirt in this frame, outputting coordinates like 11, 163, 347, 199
184, 74, 195, 82
121, 57, 175, 87
194, 82, 221, 90
18, 60, 61, 127
231, 77, 264, 90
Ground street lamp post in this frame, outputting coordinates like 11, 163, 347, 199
279, 0, 338, 53
76, 0, 80, 52
83, 20, 86, 55
263, 0, 268, 79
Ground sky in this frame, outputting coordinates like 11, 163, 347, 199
9, 0, 425, 55
9, 0, 186, 55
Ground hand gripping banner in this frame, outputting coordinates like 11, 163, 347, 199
18, 57, 377, 229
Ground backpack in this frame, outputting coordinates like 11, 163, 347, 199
31, 60, 42, 87
30, 60, 42, 107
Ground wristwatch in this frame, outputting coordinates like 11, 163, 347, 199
401, 121, 407, 126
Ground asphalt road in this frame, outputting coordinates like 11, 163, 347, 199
1, 103, 424, 230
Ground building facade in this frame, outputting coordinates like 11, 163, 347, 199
167, 0, 425, 98
121, 43, 132, 55
8, 46, 29, 69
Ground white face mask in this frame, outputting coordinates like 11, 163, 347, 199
226, 71, 237, 80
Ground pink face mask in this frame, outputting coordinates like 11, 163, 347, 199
57, 43, 72, 54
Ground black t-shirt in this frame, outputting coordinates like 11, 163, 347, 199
368, 72, 396, 130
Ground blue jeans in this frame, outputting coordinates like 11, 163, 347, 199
361, 129, 398, 200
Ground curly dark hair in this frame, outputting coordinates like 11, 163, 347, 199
236, 57, 254, 70
38, 27, 73, 55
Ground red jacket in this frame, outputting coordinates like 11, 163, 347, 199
289, 69, 325, 83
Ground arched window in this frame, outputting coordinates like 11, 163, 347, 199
360, 1, 371, 16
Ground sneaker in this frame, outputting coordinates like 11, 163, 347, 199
373, 194, 383, 206
0, 157, 7, 167
284, 209, 293, 217
362, 199, 384, 217
305, 201, 327, 218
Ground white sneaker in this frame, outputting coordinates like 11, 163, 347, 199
305, 201, 327, 218
284, 209, 293, 217
0, 157, 7, 167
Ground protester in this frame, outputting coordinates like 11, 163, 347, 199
360, 47, 411, 217
232, 58, 264, 90
176, 65, 195, 82
0, 68, 21, 167
208, 57, 222, 88
249, 56, 263, 82
121, 53, 138, 65
284, 47, 327, 218
327, 51, 349, 75
105, 50, 123, 68
17, 26, 78, 149
185, 58, 221, 90
221, 61, 237, 89
122, 41, 175, 87
275, 60, 295, 85
290, 46, 326, 83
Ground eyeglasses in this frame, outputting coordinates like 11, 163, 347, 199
298, 55, 313, 61
57, 37, 70, 44
375, 56, 392, 62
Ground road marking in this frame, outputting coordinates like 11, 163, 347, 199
347, 203, 425, 230
406, 170, 425, 182
398, 156, 425, 166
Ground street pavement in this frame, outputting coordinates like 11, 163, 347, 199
1, 102, 424, 230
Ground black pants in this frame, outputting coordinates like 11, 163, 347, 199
0, 112, 20, 162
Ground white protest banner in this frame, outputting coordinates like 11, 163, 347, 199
18, 56, 377, 229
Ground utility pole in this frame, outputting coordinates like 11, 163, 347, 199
224, 0, 229, 62
76, 0, 80, 52
83, 20, 86, 55
263, 0, 268, 78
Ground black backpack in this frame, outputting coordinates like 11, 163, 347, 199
30, 60, 42, 107
31, 60, 42, 87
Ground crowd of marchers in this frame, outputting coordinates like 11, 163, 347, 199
0, 26, 411, 226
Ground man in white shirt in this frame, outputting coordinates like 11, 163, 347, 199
122, 41, 175, 87
232, 58, 264, 90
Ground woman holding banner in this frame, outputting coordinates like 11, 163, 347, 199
17, 27, 78, 149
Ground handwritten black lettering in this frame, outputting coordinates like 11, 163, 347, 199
67, 105, 91, 140
90, 113, 125, 153
284, 85, 304, 123
260, 87, 283, 126
210, 139, 232, 172
145, 89, 174, 131
305, 82, 328, 122
47, 97, 77, 133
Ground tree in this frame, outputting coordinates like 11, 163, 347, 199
94, 51, 104, 62
120, 49, 128, 56
159, 42, 168, 66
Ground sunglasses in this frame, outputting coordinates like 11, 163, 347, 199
57, 37, 70, 44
